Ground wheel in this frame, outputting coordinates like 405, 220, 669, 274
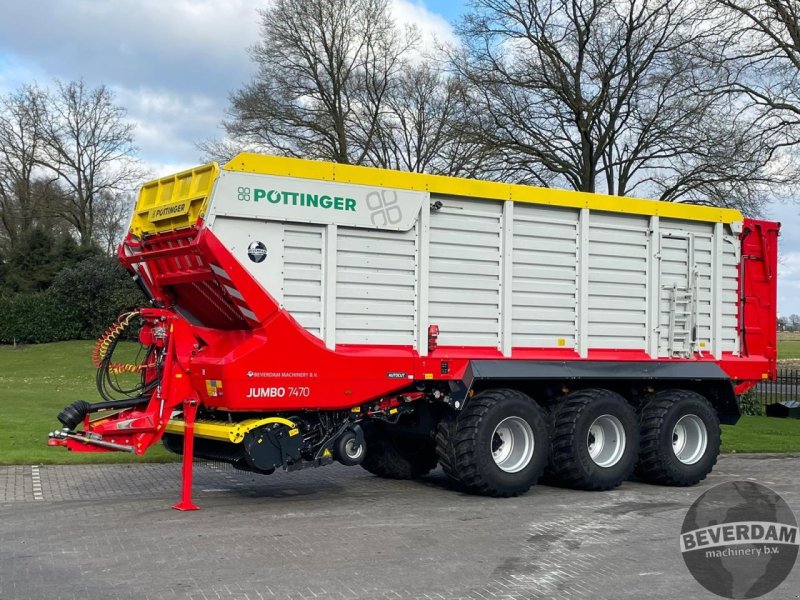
334, 428, 366, 466
436, 389, 549, 497
360, 422, 438, 479
548, 388, 639, 491
636, 389, 720, 486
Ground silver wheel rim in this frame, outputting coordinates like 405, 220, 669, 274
491, 416, 535, 473
344, 438, 363, 460
672, 414, 707, 465
587, 414, 626, 468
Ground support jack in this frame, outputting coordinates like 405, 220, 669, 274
173, 398, 200, 511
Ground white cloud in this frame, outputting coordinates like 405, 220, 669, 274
392, 0, 457, 51
113, 87, 222, 166
778, 251, 800, 279
0, 0, 455, 97
0, 0, 265, 170
0, 0, 459, 172
0, 0, 263, 95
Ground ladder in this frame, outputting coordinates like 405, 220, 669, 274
665, 273, 699, 358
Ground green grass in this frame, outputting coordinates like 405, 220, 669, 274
2, 342, 799, 464
777, 333, 800, 359
0, 341, 176, 464
722, 416, 800, 453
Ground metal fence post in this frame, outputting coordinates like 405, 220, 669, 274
747, 367, 800, 414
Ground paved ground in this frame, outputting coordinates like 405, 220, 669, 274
1, 455, 799, 600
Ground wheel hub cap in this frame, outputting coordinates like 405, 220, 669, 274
587, 414, 626, 468
672, 414, 707, 465
345, 438, 363, 460
491, 416, 535, 473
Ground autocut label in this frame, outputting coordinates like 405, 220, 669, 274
680, 481, 799, 598
212, 171, 426, 232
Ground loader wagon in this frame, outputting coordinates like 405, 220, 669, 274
49, 153, 779, 509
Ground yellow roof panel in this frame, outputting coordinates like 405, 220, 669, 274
222, 153, 743, 224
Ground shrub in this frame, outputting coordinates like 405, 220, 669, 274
738, 391, 765, 417
0, 256, 146, 344
50, 255, 146, 339
0, 291, 81, 343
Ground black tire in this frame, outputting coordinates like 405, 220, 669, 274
548, 388, 639, 491
636, 389, 720, 486
435, 417, 461, 483
333, 429, 366, 466
437, 389, 549, 497
360, 422, 438, 479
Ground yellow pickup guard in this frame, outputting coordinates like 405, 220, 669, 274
130, 162, 219, 236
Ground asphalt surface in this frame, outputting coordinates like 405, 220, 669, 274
1, 455, 799, 600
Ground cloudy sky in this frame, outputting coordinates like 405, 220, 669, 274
0, 0, 798, 316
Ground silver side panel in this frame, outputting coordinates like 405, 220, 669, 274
335, 226, 417, 345
206, 189, 741, 357
428, 199, 502, 348
511, 204, 578, 349
721, 234, 741, 353
283, 224, 324, 337
587, 212, 649, 350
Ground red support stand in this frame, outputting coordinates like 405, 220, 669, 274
172, 399, 200, 511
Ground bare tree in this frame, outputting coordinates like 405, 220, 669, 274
712, 1, 800, 122
641, 107, 786, 214
452, 0, 784, 210
196, 137, 244, 166
223, 0, 417, 165
362, 64, 496, 176
0, 86, 48, 249
38, 80, 144, 247
94, 190, 133, 254
704, 1, 800, 202
214, 0, 507, 178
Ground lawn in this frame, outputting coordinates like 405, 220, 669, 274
721, 416, 800, 453
778, 332, 800, 359
0, 341, 176, 464
1, 342, 799, 464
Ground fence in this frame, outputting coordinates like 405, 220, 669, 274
745, 368, 800, 416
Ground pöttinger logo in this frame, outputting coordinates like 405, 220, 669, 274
367, 189, 402, 227
680, 481, 798, 599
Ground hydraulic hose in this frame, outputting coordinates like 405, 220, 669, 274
93, 312, 149, 373
93, 311, 161, 402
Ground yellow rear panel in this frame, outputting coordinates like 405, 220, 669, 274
130, 162, 220, 236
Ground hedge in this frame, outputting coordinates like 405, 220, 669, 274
0, 256, 146, 344
0, 291, 81, 343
